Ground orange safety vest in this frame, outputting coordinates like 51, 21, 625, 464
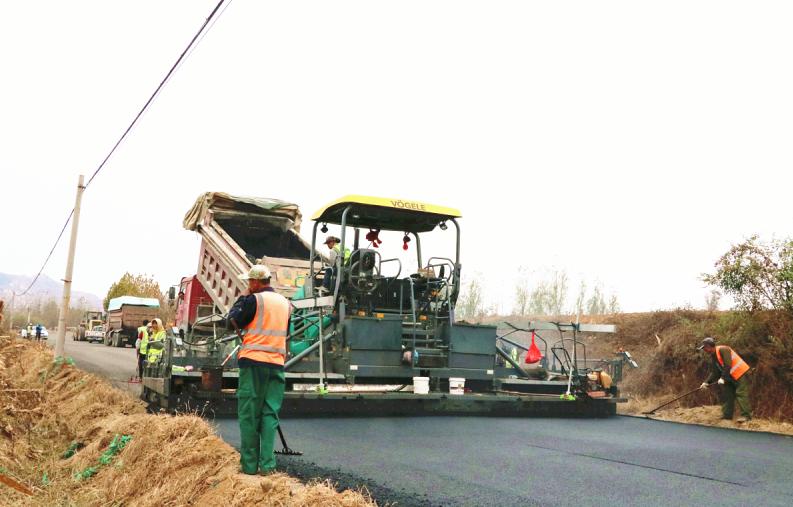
238, 291, 291, 366
715, 345, 749, 381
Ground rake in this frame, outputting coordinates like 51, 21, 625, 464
643, 384, 712, 415
275, 425, 303, 456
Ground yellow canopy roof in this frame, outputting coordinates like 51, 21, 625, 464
312, 195, 462, 233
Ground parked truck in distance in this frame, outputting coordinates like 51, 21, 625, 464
85, 324, 106, 343
104, 296, 161, 347
75, 310, 104, 342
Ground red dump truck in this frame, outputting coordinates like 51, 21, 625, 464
170, 193, 315, 338
104, 296, 161, 347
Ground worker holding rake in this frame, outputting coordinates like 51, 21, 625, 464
230, 264, 291, 475
698, 337, 752, 423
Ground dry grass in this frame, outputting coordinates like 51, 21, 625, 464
0, 336, 376, 506
619, 397, 793, 437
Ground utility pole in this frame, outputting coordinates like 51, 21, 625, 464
55, 174, 86, 358
8, 292, 14, 332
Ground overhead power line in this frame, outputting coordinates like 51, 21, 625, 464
11, 210, 75, 298
86, 0, 228, 188
13, 0, 230, 297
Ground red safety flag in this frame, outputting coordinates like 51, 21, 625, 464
525, 331, 542, 364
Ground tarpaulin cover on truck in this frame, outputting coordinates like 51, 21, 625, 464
107, 297, 160, 312
183, 192, 303, 233
183, 192, 313, 262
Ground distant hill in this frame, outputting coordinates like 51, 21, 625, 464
0, 272, 102, 310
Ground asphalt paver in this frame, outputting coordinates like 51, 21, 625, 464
214, 416, 793, 506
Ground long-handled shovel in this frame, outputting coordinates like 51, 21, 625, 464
643, 384, 712, 415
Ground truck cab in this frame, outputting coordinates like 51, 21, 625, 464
173, 275, 215, 337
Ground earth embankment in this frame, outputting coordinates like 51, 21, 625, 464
0, 336, 374, 506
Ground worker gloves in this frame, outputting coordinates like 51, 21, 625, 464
700, 379, 725, 389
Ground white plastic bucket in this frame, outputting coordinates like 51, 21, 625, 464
413, 376, 430, 395
449, 377, 465, 395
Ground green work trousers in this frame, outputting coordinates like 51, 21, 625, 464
237, 365, 285, 474
722, 376, 751, 419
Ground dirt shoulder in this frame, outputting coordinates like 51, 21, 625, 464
0, 336, 375, 506
619, 397, 793, 437
40, 331, 142, 397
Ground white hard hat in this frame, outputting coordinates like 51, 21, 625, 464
239, 264, 271, 280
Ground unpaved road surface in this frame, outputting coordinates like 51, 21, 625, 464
214, 416, 793, 507
42, 333, 141, 395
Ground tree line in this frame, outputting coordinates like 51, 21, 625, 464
2, 272, 170, 332
3, 299, 85, 330
456, 235, 793, 321
456, 268, 620, 321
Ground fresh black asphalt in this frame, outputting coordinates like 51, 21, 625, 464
51, 336, 793, 505
213, 416, 793, 506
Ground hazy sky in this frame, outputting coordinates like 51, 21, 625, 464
1, 1, 791, 313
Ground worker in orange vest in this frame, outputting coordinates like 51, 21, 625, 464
229, 264, 291, 475
698, 337, 752, 423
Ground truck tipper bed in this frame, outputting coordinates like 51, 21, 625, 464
182, 192, 314, 313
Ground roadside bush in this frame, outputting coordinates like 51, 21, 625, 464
703, 235, 793, 313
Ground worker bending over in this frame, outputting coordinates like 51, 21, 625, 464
229, 264, 291, 475
698, 337, 752, 423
